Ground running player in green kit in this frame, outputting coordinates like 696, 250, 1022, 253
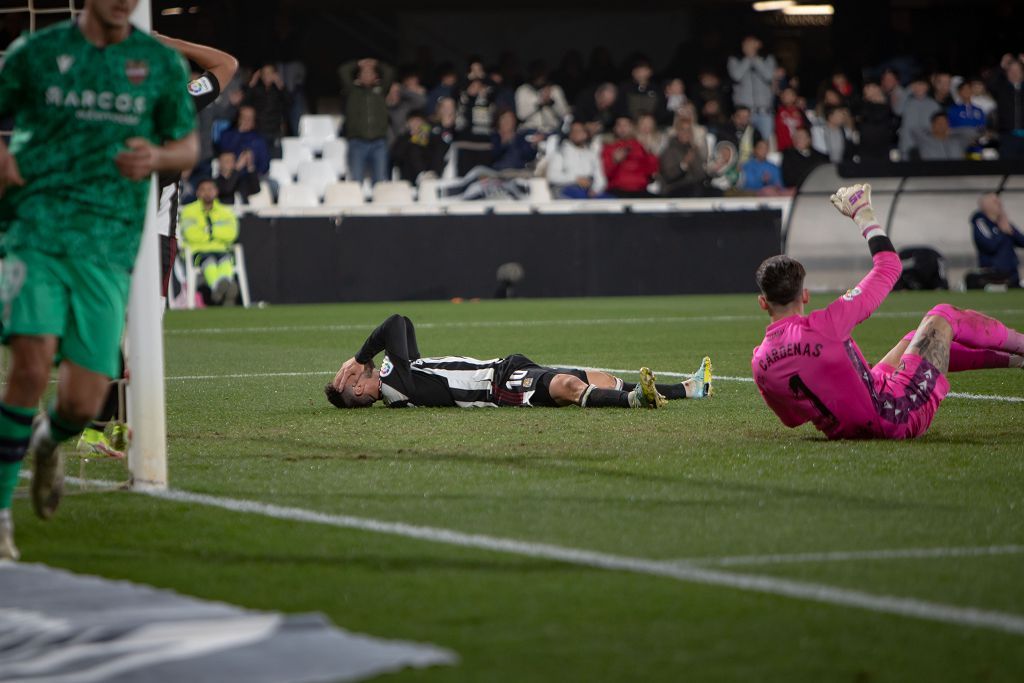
0, 0, 198, 559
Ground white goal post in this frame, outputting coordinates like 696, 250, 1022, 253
126, 0, 169, 491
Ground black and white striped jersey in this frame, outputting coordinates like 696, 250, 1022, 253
379, 355, 503, 408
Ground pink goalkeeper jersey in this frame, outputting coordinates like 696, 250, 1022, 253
752, 251, 903, 439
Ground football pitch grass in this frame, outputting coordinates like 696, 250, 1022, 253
11, 291, 1024, 682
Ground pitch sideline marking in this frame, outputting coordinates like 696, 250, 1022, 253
671, 545, 1024, 567
165, 308, 1024, 336
131, 485, 1024, 636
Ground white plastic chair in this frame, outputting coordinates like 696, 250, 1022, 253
181, 243, 251, 309
322, 138, 348, 178
322, 181, 365, 209
246, 181, 274, 208
281, 136, 313, 175
268, 159, 294, 188
277, 184, 320, 208
371, 180, 414, 206
297, 115, 338, 154
296, 160, 339, 200
417, 178, 440, 204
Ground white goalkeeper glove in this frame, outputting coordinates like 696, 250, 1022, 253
830, 183, 884, 240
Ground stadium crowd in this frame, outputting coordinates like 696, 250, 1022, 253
173, 38, 1024, 204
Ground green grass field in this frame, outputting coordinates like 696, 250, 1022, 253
11, 291, 1024, 682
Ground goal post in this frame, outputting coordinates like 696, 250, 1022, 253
125, 0, 169, 491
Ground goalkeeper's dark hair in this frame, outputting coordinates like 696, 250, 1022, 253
755, 255, 806, 306
324, 383, 374, 409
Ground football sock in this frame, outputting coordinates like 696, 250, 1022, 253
90, 381, 121, 430
620, 382, 687, 399
0, 403, 35, 510
579, 386, 631, 408
46, 404, 88, 444
926, 304, 1024, 354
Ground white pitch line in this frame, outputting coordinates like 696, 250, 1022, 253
57, 481, 1020, 637
672, 545, 1024, 567
165, 308, 1024, 336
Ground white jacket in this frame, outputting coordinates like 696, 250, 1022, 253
546, 140, 607, 195
515, 83, 570, 133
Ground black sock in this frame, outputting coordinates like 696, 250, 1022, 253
620, 382, 687, 399
90, 381, 121, 429
580, 387, 631, 408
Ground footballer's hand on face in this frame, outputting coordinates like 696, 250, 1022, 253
333, 357, 366, 390
115, 138, 160, 181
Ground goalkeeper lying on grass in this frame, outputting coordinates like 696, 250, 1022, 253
326, 314, 712, 409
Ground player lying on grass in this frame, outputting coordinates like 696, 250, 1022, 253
753, 183, 1024, 440
327, 314, 712, 409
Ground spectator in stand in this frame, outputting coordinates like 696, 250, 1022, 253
718, 106, 762, 165
970, 78, 996, 118
659, 117, 708, 198
700, 98, 729, 138
897, 77, 941, 159
487, 64, 516, 112
948, 80, 986, 133
913, 111, 973, 160
602, 115, 659, 198
994, 58, 1024, 160
812, 106, 857, 163
827, 70, 856, 109
386, 67, 428, 141
515, 60, 570, 135
621, 57, 663, 121
727, 36, 777, 141
775, 87, 808, 152
217, 105, 271, 177
636, 113, 667, 156
693, 69, 730, 120
546, 120, 609, 199
813, 88, 843, 123
490, 110, 537, 172
425, 63, 458, 115
858, 83, 898, 161
739, 139, 784, 194
575, 83, 620, 138
658, 78, 688, 126
431, 96, 457, 158
972, 192, 1024, 287
391, 110, 446, 182
782, 128, 828, 188
213, 150, 259, 205
179, 179, 240, 306
931, 72, 954, 107
678, 103, 709, 158
455, 75, 496, 175
245, 63, 288, 151
339, 57, 394, 184
880, 68, 906, 113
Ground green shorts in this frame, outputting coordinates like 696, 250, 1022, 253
0, 249, 130, 378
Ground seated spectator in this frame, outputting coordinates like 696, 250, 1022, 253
931, 72, 954, 107
425, 63, 458, 115
914, 112, 974, 160
601, 115, 659, 198
972, 192, 1024, 287
391, 110, 446, 182
636, 113, 667, 155
692, 69, 730, 120
775, 87, 808, 152
880, 68, 906, 113
826, 70, 856, 109
430, 96, 457, 171
546, 120, 609, 199
515, 60, 570, 135
858, 83, 898, 161
739, 139, 784, 193
244, 63, 288, 151
574, 83, 620, 138
659, 118, 708, 198
213, 150, 260, 205
179, 179, 240, 306
339, 57, 394, 184
969, 78, 996, 117
217, 105, 270, 176
621, 57, 663, 121
811, 106, 857, 162
699, 98, 728, 137
948, 80, 986, 131
490, 110, 537, 171
718, 106, 762, 165
896, 77, 940, 159
813, 88, 843, 123
386, 67, 428, 140
781, 128, 828, 188
677, 103, 709, 158
658, 78, 688, 126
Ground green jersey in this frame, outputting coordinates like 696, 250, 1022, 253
0, 21, 196, 270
